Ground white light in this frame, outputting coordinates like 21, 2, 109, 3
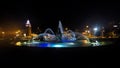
86, 26, 89, 28
53, 44, 63, 47
23, 33, 26, 37
88, 30, 90, 33
113, 25, 118, 27
26, 20, 31, 27
93, 28, 98, 31
23, 42, 27, 44
66, 42, 75, 45
26, 20, 30, 24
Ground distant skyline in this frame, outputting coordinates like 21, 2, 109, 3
0, 1, 120, 31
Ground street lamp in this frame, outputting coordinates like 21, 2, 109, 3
1, 32, 5, 39
88, 30, 90, 33
93, 27, 98, 38
86, 25, 89, 28
23, 33, 26, 37
15, 30, 21, 37
2, 32, 5, 34
93, 27, 98, 31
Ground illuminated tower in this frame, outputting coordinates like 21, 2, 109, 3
25, 20, 32, 36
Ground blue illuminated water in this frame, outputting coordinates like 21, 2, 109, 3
18, 39, 95, 48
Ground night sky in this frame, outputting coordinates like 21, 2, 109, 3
0, 0, 120, 32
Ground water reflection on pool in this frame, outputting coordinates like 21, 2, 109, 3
15, 39, 102, 48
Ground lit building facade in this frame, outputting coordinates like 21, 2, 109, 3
25, 20, 32, 37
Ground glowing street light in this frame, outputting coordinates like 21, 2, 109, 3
88, 30, 90, 33
65, 27, 68, 31
23, 33, 26, 37
1, 32, 5, 39
18, 30, 21, 33
93, 27, 98, 38
93, 27, 98, 31
15, 32, 18, 34
2, 32, 5, 34
86, 25, 89, 28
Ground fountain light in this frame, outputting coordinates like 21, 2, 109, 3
53, 44, 63, 47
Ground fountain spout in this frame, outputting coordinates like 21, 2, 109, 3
58, 20, 64, 41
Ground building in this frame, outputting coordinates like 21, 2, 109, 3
105, 21, 120, 38
25, 20, 32, 37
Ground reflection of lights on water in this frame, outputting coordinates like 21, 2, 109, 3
66, 42, 75, 45
38, 43, 50, 47
100, 42, 105, 45
96, 40, 98, 43
91, 40, 100, 46
16, 42, 22, 46
16, 39, 101, 47
32, 41, 40, 44
95, 41, 100, 45
23, 42, 27, 44
53, 44, 63, 47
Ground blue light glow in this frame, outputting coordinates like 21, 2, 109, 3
52, 44, 63, 47
38, 43, 50, 47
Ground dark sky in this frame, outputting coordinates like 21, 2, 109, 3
0, 0, 120, 32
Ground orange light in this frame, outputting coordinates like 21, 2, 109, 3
15, 32, 18, 34
23, 33, 26, 37
18, 30, 21, 32
2, 32, 5, 34
16, 42, 22, 46
83, 40, 88, 43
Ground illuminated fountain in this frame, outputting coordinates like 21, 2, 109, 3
33, 28, 57, 42
15, 20, 100, 47
33, 20, 77, 42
